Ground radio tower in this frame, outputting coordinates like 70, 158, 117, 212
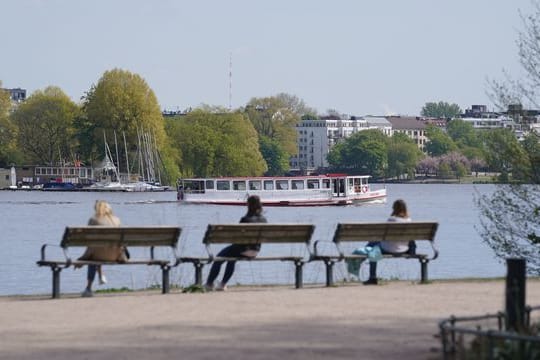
228, 52, 232, 110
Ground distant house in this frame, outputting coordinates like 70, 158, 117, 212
1, 88, 26, 103
385, 116, 428, 151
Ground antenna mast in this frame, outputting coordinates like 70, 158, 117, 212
229, 52, 232, 110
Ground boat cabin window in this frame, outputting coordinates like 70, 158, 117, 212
184, 180, 204, 193
216, 180, 230, 190
322, 179, 331, 189
291, 180, 304, 190
233, 180, 246, 191
205, 180, 214, 190
307, 179, 319, 189
249, 180, 261, 190
276, 180, 289, 190
264, 180, 274, 190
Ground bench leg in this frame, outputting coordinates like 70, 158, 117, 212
294, 261, 304, 289
194, 262, 204, 286
162, 265, 170, 294
420, 259, 429, 283
52, 266, 62, 299
324, 260, 334, 287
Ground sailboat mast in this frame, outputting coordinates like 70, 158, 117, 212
123, 131, 130, 183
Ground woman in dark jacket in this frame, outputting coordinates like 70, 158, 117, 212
205, 195, 266, 291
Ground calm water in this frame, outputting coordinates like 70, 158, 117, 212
0, 184, 502, 295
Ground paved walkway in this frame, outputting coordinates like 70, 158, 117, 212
1, 279, 539, 360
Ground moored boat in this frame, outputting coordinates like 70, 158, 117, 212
176, 174, 386, 206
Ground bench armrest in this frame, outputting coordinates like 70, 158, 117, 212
39, 243, 73, 267
429, 242, 439, 261
313, 240, 340, 258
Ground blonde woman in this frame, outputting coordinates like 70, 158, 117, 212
78, 200, 125, 297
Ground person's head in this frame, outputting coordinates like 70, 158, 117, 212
94, 200, 113, 218
391, 199, 408, 218
246, 195, 263, 216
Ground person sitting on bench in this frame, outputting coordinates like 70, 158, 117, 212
364, 199, 415, 285
76, 200, 127, 297
204, 195, 267, 291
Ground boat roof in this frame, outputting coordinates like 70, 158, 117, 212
179, 174, 371, 181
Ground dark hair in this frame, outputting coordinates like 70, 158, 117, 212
246, 195, 263, 216
391, 199, 408, 218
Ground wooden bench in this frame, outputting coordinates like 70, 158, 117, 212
311, 222, 439, 286
37, 226, 182, 298
181, 224, 315, 289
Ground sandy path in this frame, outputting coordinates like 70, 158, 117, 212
1, 280, 539, 360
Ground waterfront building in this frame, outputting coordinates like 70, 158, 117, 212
385, 116, 428, 152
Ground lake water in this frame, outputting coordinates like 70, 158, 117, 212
0, 184, 504, 296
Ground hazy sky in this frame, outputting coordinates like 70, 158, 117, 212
2, 0, 534, 116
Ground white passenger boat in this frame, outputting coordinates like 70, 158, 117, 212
176, 174, 386, 206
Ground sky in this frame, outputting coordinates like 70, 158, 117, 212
1, 0, 535, 116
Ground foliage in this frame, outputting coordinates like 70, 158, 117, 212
167, 110, 266, 177
81, 69, 180, 184
421, 101, 462, 118
327, 129, 388, 178
476, 184, 540, 274
483, 128, 530, 182
10, 86, 79, 165
386, 133, 422, 179
259, 136, 290, 176
425, 125, 457, 157
0, 84, 21, 166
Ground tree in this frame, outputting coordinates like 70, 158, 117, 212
167, 110, 266, 177
81, 68, 180, 184
244, 94, 308, 175
483, 128, 529, 182
425, 125, 457, 156
327, 129, 388, 178
0, 84, 21, 166
386, 133, 422, 180
259, 136, 289, 176
478, 1, 540, 275
476, 185, 540, 274
421, 101, 462, 118
11, 86, 79, 165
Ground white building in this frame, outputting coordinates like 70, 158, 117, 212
460, 115, 517, 130
290, 116, 383, 171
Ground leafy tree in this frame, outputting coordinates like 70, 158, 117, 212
478, 2, 540, 276
425, 125, 457, 156
11, 86, 79, 165
476, 185, 540, 274
259, 136, 289, 176
421, 101, 462, 118
483, 128, 529, 182
81, 68, 180, 184
167, 110, 266, 177
416, 156, 438, 177
439, 152, 471, 179
0, 84, 21, 166
244, 94, 311, 175
387, 132, 422, 180
327, 129, 388, 178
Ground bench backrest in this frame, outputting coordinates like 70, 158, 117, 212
334, 222, 438, 243
61, 226, 181, 248
203, 224, 315, 245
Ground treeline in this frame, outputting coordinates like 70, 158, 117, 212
0, 69, 315, 185
1, 69, 539, 185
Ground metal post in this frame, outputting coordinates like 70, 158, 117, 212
505, 258, 526, 331
295, 261, 303, 289
325, 261, 334, 287
52, 267, 62, 299
162, 265, 170, 294
194, 263, 203, 286
420, 259, 428, 283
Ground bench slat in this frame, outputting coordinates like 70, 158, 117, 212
61, 226, 181, 247
204, 224, 314, 245
334, 222, 438, 242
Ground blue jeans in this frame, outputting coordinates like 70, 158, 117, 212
87, 265, 97, 284
206, 245, 251, 285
